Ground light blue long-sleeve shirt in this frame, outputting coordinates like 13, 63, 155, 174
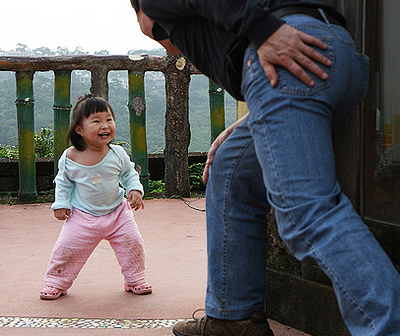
51, 144, 144, 216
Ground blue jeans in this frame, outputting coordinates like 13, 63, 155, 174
205, 14, 400, 335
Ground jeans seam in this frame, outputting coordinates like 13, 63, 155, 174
309, 237, 376, 331
221, 138, 256, 316
248, 53, 288, 209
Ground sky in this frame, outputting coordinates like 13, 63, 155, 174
1, 0, 161, 54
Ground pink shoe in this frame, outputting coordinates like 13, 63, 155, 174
124, 282, 152, 295
40, 285, 67, 300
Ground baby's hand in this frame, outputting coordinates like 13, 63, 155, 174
54, 208, 70, 221
127, 190, 144, 211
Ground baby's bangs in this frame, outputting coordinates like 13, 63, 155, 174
83, 97, 110, 117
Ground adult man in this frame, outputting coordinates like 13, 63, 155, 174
131, 0, 400, 335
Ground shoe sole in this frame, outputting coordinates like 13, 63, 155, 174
172, 329, 189, 336
172, 329, 274, 336
172, 326, 274, 336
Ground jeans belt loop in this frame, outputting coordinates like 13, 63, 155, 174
318, 8, 331, 27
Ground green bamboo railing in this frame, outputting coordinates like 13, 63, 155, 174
209, 80, 225, 143
128, 71, 150, 195
15, 71, 36, 201
53, 70, 72, 174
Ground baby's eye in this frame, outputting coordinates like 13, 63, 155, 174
107, 118, 114, 122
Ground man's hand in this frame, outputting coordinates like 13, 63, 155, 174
202, 130, 230, 184
257, 24, 332, 87
202, 114, 248, 183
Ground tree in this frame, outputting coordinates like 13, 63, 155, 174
33, 47, 55, 56
56, 46, 71, 55
16, 43, 28, 52
73, 47, 89, 55
94, 50, 110, 55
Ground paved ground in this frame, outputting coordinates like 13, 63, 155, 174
0, 198, 311, 335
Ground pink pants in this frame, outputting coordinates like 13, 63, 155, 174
44, 200, 146, 290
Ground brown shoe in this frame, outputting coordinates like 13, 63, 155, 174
173, 310, 274, 336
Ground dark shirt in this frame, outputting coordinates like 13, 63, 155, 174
141, 0, 346, 101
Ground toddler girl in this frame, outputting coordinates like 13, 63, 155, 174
40, 94, 152, 299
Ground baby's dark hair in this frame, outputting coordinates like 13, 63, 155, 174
130, 0, 139, 13
67, 94, 115, 151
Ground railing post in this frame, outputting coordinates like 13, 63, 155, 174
209, 79, 225, 143
128, 71, 149, 195
164, 54, 191, 197
15, 71, 36, 201
237, 101, 249, 119
91, 68, 109, 100
53, 70, 72, 173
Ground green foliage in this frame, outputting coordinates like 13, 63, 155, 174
0, 126, 54, 159
189, 162, 206, 191
0, 192, 17, 205
34, 125, 54, 158
112, 140, 131, 154
38, 189, 55, 196
149, 180, 165, 193
0, 137, 19, 159
148, 163, 206, 195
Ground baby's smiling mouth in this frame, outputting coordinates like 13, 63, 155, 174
99, 133, 110, 137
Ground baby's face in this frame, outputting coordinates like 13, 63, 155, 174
75, 110, 116, 149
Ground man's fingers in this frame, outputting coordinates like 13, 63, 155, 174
260, 61, 279, 87
293, 31, 332, 80
202, 165, 210, 184
277, 43, 330, 85
257, 24, 333, 87
260, 45, 328, 87
304, 43, 331, 67
298, 30, 329, 56
282, 56, 317, 86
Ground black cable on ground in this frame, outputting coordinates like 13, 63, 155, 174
179, 197, 206, 212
